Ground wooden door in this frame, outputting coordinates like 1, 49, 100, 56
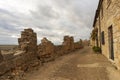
108, 26, 114, 60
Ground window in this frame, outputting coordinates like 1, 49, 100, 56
101, 31, 105, 45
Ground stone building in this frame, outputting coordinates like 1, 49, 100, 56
91, 0, 120, 69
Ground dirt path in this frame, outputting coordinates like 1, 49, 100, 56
24, 47, 120, 80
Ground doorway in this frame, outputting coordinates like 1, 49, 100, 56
108, 26, 114, 60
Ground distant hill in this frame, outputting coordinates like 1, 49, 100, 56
0, 45, 18, 50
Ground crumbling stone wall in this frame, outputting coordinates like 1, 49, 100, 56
74, 39, 83, 49
62, 36, 75, 53
62, 36, 84, 53
37, 37, 55, 62
0, 29, 84, 79
18, 28, 37, 59
55, 45, 64, 57
17, 28, 40, 69
70, 36, 75, 51
0, 28, 40, 78
0, 50, 3, 63
18, 28, 37, 53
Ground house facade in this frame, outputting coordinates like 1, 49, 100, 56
91, 0, 120, 69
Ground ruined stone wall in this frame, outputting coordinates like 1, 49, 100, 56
17, 28, 39, 68
18, 28, 37, 54
70, 37, 75, 51
0, 29, 40, 77
0, 29, 83, 79
37, 36, 83, 62
62, 36, 75, 53
55, 45, 64, 57
18, 28, 38, 63
37, 37, 55, 62
74, 40, 83, 49
0, 50, 3, 63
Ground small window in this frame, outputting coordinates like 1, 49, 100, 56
101, 31, 105, 45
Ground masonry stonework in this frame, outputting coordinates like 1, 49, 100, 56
0, 28, 83, 79
37, 37, 55, 62
0, 50, 3, 63
18, 28, 37, 54
62, 36, 75, 53
91, 0, 120, 69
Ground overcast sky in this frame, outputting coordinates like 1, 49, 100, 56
0, 0, 99, 45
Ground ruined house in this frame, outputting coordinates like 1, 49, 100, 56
91, 0, 120, 69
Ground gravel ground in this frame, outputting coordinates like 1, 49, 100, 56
24, 46, 120, 80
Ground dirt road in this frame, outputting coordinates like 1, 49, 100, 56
24, 47, 120, 80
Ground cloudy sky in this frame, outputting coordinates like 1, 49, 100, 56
0, 0, 99, 45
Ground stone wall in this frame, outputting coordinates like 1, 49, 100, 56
0, 29, 83, 79
18, 28, 37, 54
37, 37, 55, 62
74, 39, 83, 49
55, 45, 64, 57
62, 36, 75, 53
0, 50, 3, 63
0, 29, 40, 79
17, 28, 39, 68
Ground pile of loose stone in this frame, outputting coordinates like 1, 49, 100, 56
0, 28, 83, 80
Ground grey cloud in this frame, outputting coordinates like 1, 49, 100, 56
30, 5, 59, 20
0, 0, 99, 45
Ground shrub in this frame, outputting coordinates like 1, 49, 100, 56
92, 46, 101, 53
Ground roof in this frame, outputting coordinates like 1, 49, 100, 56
93, 0, 103, 27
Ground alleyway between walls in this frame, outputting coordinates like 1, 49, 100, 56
24, 47, 120, 80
